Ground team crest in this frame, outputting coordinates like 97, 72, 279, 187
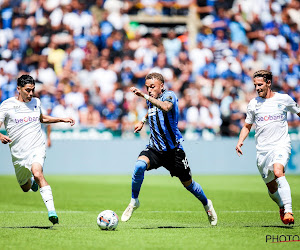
14, 105, 20, 112
165, 95, 173, 102
255, 102, 262, 111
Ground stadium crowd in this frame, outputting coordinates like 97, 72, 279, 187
0, 0, 299, 139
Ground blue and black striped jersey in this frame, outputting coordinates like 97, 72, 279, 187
146, 90, 183, 151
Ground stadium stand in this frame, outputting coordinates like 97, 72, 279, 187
0, 0, 299, 139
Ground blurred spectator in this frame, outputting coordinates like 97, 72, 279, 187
90, 0, 104, 23
138, 0, 161, 16
0, 0, 298, 138
195, 0, 214, 19
91, 57, 118, 99
163, 29, 182, 65
13, 15, 31, 55
51, 91, 79, 129
173, 0, 193, 16
101, 99, 122, 131
79, 103, 102, 128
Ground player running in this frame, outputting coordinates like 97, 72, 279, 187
0, 75, 75, 225
236, 70, 300, 225
121, 72, 217, 226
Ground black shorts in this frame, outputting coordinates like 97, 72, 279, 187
139, 147, 192, 182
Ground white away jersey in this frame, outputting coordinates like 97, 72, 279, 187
0, 97, 45, 159
245, 93, 300, 153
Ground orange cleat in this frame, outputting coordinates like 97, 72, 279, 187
279, 208, 285, 222
282, 212, 294, 225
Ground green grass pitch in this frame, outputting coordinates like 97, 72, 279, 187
0, 175, 299, 249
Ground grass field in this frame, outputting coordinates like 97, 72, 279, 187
0, 175, 299, 249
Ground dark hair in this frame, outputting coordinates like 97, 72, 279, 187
17, 75, 35, 87
253, 70, 272, 83
145, 72, 164, 84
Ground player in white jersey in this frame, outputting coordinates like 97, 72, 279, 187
236, 70, 300, 225
0, 75, 75, 225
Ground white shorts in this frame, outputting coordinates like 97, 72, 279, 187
256, 147, 290, 184
12, 146, 46, 186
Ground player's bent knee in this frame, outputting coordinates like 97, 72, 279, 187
134, 160, 147, 175
273, 170, 284, 178
273, 164, 284, 178
181, 179, 192, 187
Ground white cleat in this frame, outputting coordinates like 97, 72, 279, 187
121, 199, 140, 222
204, 199, 217, 226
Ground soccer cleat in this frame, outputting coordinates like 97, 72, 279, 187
31, 179, 39, 192
282, 212, 294, 225
121, 199, 140, 222
279, 208, 285, 222
204, 199, 217, 226
48, 211, 59, 225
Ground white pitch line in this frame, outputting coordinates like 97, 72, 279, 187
0, 210, 299, 214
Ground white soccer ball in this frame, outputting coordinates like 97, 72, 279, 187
97, 210, 119, 231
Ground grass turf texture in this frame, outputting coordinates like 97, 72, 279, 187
0, 175, 299, 250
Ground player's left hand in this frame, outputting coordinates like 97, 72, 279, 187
130, 87, 144, 98
64, 118, 75, 126
0, 134, 12, 144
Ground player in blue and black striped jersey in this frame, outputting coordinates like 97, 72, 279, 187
121, 72, 217, 226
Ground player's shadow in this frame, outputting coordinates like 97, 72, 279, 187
140, 225, 207, 230
244, 225, 298, 229
1, 226, 53, 229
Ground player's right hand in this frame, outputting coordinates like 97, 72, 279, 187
235, 142, 243, 156
0, 134, 12, 144
134, 121, 144, 133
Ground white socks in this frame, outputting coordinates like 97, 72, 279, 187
275, 176, 292, 213
130, 198, 138, 206
40, 185, 55, 212
268, 190, 283, 208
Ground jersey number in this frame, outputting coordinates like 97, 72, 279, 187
182, 157, 189, 169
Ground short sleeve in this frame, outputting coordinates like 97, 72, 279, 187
0, 102, 8, 123
286, 95, 300, 114
245, 101, 255, 124
162, 91, 176, 105
37, 98, 43, 115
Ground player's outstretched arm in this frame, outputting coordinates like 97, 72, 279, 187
0, 122, 12, 144
236, 123, 252, 156
40, 114, 75, 126
130, 87, 173, 112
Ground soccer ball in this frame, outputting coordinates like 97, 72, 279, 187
97, 210, 119, 231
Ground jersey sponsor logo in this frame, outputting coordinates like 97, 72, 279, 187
148, 107, 157, 117
15, 116, 39, 124
256, 114, 284, 122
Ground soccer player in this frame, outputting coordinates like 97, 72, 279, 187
121, 72, 217, 226
0, 75, 75, 225
236, 70, 300, 225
